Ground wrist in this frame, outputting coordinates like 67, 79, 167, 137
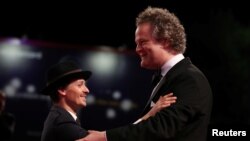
133, 118, 142, 124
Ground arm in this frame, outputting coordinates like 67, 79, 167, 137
77, 93, 177, 141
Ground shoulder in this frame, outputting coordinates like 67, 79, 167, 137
47, 106, 75, 125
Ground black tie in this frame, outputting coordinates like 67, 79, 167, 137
76, 118, 81, 126
141, 70, 163, 116
151, 70, 162, 89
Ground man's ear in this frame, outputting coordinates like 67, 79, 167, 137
58, 87, 66, 96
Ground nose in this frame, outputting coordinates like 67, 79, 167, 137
83, 86, 90, 94
136, 45, 142, 54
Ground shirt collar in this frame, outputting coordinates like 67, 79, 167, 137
67, 110, 77, 121
161, 54, 184, 76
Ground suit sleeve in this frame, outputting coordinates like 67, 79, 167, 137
106, 71, 210, 141
55, 122, 88, 140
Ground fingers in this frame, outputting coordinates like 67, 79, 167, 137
162, 100, 175, 105
163, 96, 177, 100
163, 93, 177, 100
159, 103, 170, 108
157, 93, 177, 107
88, 130, 95, 133
88, 130, 101, 133
161, 97, 177, 102
153, 92, 177, 110
165, 93, 173, 97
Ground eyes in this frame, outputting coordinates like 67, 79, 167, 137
76, 80, 86, 87
136, 39, 148, 47
77, 83, 83, 87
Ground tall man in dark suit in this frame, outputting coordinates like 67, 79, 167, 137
81, 6, 213, 141
41, 61, 92, 141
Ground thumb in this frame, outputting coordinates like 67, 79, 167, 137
88, 130, 98, 133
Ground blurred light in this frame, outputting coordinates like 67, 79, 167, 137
3, 78, 22, 96
10, 78, 21, 89
0, 43, 42, 60
87, 50, 118, 76
120, 99, 132, 112
6, 38, 22, 46
112, 90, 122, 100
0, 43, 25, 63
4, 85, 16, 97
26, 84, 36, 93
106, 108, 116, 119
0, 39, 43, 68
86, 94, 96, 105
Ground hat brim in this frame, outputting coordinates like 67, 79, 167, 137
41, 71, 91, 95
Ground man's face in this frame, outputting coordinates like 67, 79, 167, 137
63, 79, 89, 109
135, 23, 165, 69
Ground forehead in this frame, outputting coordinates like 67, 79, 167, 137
135, 23, 153, 40
68, 78, 85, 85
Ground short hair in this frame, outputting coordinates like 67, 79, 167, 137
48, 78, 78, 102
136, 7, 186, 53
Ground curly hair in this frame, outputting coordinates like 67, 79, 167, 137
136, 7, 186, 53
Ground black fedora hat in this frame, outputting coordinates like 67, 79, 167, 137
41, 61, 91, 95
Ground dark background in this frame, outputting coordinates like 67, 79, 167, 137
0, 0, 250, 140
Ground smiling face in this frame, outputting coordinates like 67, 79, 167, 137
135, 23, 166, 70
58, 78, 89, 112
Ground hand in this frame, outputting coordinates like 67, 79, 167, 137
76, 130, 106, 141
142, 93, 177, 120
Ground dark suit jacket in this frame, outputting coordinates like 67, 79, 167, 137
41, 105, 88, 141
106, 58, 213, 141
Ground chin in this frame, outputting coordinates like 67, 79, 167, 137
141, 62, 150, 69
82, 103, 87, 107
141, 60, 147, 67
79, 102, 86, 107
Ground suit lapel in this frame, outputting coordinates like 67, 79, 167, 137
144, 75, 168, 110
142, 57, 192, 114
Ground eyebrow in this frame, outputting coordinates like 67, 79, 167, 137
77, 79, 85, 84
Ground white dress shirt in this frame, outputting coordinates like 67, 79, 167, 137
150, 54, 184, 107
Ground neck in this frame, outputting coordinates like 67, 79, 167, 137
159, 52, 176, 68
55, 100, 77, 116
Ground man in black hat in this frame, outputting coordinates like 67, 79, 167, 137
41, 60, 92, 141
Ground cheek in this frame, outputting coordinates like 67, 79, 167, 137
145, 48, 156, 59
66, 89, 79, 99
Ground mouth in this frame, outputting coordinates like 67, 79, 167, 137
139, 53, 147, 58
81, 95, 86, 101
